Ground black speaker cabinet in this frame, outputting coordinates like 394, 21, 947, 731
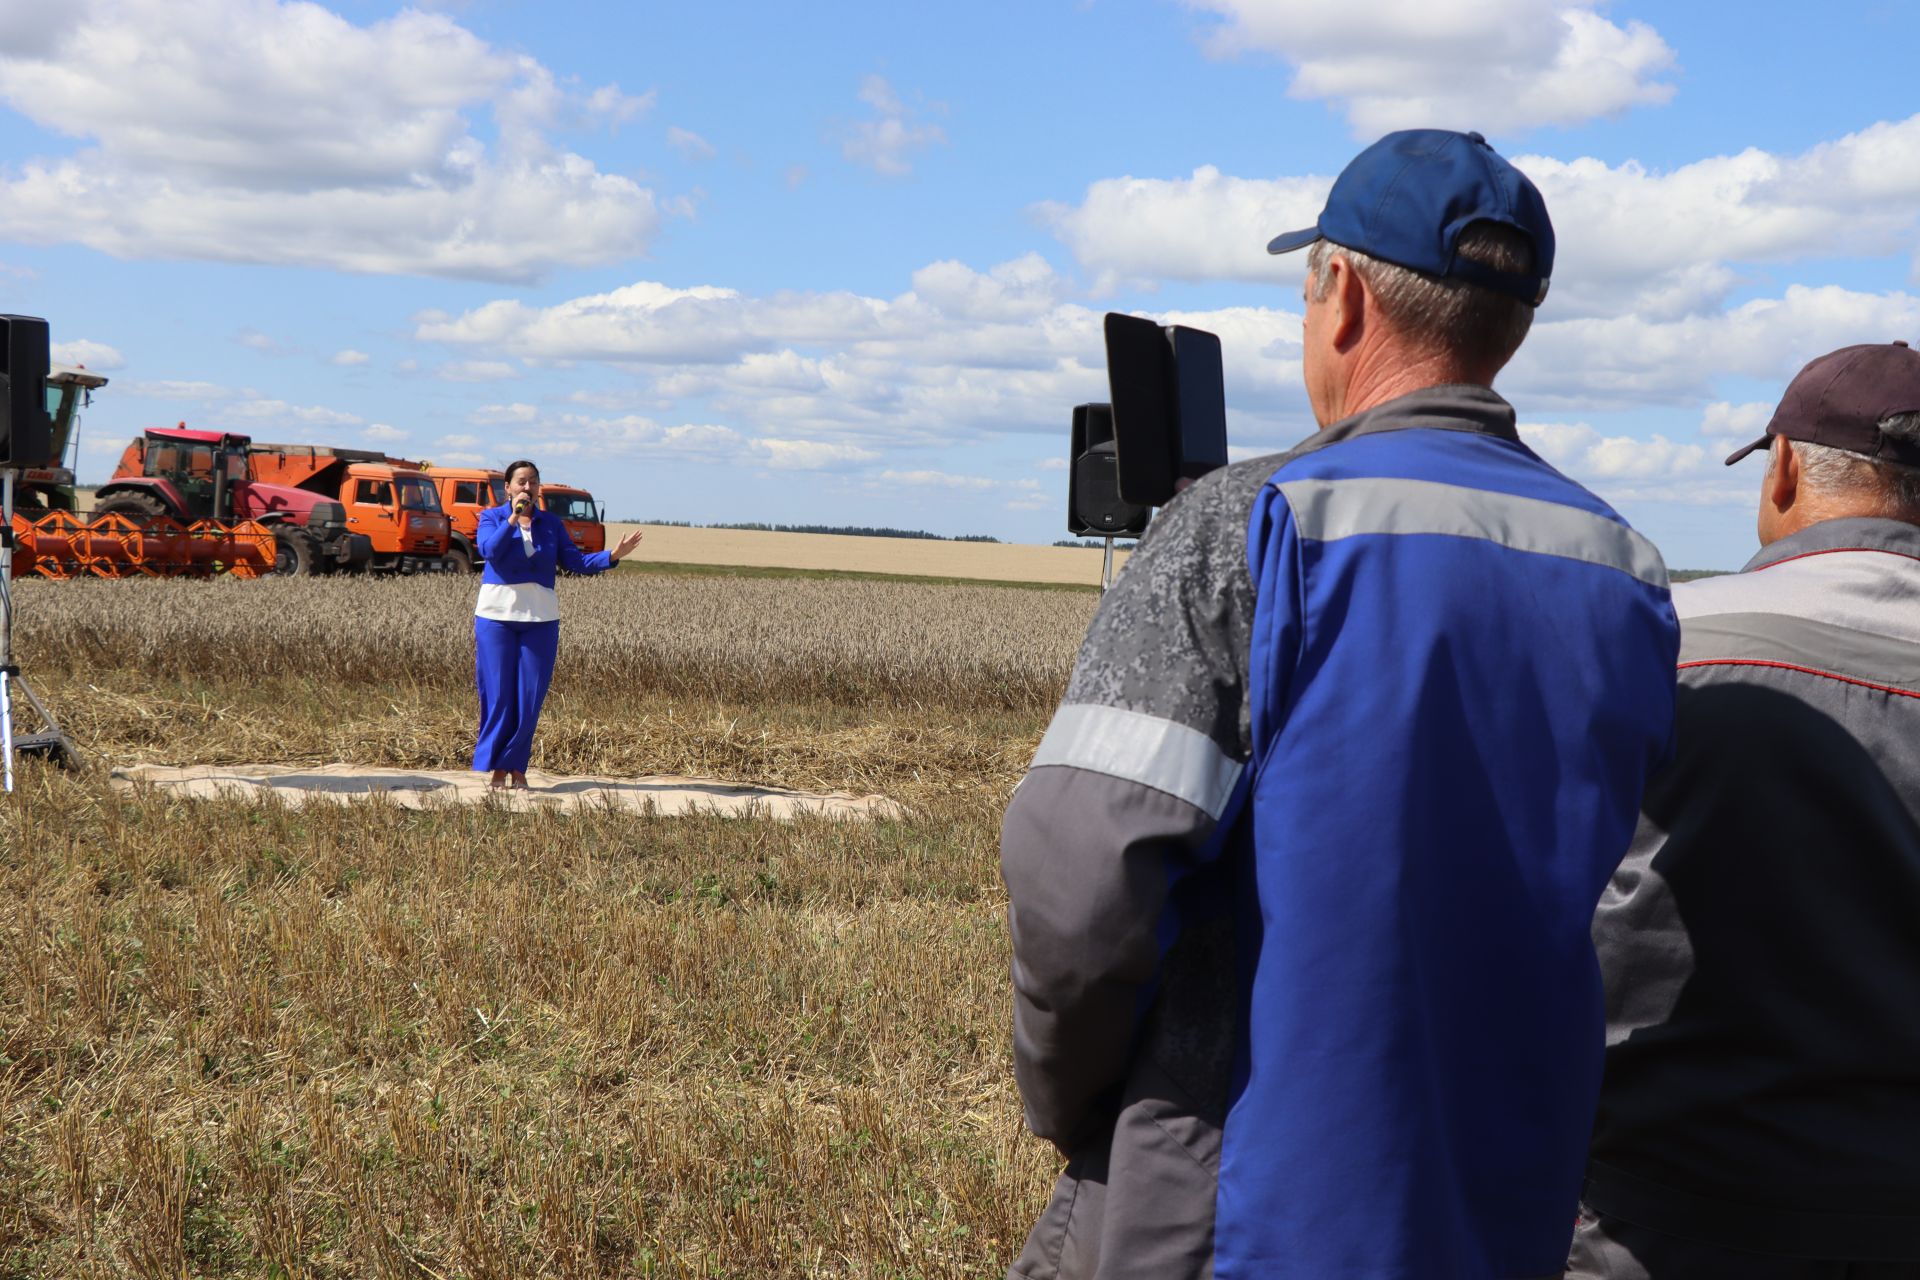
1068, 402, 1150, 537
0, 314, 52, 469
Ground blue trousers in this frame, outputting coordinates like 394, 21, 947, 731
473, 617, 560, 773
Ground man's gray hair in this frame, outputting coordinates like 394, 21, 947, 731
1306, 222, 1536, 373
1779, 411, 1920, 515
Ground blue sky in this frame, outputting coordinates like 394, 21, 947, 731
5, 1, 1920, 568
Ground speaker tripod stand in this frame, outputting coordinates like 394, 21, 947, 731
0, 469, 76, 792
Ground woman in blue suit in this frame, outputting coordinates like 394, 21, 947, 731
474, 459, 643, 789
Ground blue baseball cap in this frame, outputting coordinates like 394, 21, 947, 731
1267, 129, 1555, 307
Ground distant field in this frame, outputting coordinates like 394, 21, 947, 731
610, 523, 1128, 586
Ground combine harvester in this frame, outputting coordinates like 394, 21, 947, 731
13, 406, 454, 581
8, 364, 280, 580
7, 319, 583, 583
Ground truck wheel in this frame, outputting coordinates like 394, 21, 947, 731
272, 527, 319, 576
92, 491, 171, 525
445, 543, 473, 573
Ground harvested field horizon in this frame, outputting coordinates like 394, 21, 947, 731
0, 570, 1088, 1276
608, 523, 1131, 587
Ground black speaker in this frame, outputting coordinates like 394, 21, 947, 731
1068, 402, 1149, 537
1104, 313, 1228, 507
0, 315, 52, 469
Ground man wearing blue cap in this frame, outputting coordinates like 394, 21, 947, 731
1000, 130, 1680, 1279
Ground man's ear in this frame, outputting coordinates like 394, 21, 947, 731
1328, 254, 1368, 350
1768, 437, 1800, 514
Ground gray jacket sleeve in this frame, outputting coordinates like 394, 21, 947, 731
1000, 459, 1269, 1150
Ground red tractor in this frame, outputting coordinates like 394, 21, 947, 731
93, 427, 373, 575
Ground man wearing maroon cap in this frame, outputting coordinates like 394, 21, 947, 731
1571, 341, 1920, 1278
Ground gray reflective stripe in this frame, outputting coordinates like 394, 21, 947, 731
1679, 613, 1920, 692
1275, 475, 1669, 588
1673, 551, 1920, 646
1029, 703, 1243, 819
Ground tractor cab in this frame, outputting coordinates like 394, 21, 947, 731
139, 428, 252, 520
100, 426, 254, 522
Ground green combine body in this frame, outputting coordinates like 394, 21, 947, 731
21, 365, 108, 511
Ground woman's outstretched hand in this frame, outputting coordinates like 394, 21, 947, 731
610, 528, 644, 561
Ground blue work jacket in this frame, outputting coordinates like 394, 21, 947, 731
476, 505, 613, 586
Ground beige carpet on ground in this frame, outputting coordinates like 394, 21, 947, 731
109, 763, 906, 820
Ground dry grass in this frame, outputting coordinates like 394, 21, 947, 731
0, 571, 1088, 1277
15, 573, 1094, 716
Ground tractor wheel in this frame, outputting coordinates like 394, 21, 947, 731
91, 491, 171, 525
272, 527, 319, 577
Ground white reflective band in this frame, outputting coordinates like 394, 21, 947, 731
1276, 475, 1669, 588
1673, 551, 1920, 646
1030, 703, 1243, 818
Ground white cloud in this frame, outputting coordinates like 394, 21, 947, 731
436, 360, 519, 382
414, 256, 1311, 455
115, 376, 363, 430
237, 329, 287, 353
586, 83, 654, 128
1039, 166, 1326, 291
472, 403, 541, 425
0, 0, 663, 281
412, 250, 1919, 501
666, 125, 715, 160
753, 439, 880, 470
1522, 421, 1707, 481
1183, 0, 1675, 134
123, 378, 233, 400
1044, 115, 1920, 322
909, 254, 1069, 321
330, 349, 371, 367
212, 397, 363, 429
1508, 284, 1920, 409
876, 469, 999, 491
1699, 401, 1771, 441
841, 74, 945, 176
362, 423, 408, 442
50, 338, 124, 370
1520, 420, 1749, 507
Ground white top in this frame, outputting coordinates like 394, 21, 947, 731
473, 521, 560, 622
475, 581, 559, 622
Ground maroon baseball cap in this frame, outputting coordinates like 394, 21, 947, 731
1725, 340, 1920, 466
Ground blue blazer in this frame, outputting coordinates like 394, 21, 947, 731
477, 506, 613, 586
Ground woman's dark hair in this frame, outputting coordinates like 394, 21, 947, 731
502, 459, 540, 484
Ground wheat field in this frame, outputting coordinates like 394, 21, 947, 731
0, 570, 1098, 1277
609, 526, 1127, 588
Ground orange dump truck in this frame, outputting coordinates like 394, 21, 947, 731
422, 467, 605, 569
421, 465, 503, 572
247, 443, 451, 573
542, 482, 607, 556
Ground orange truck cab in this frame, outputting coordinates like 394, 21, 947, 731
247, 443, 451, 572
421, 466, 505, 572
542, 483, 607, 556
